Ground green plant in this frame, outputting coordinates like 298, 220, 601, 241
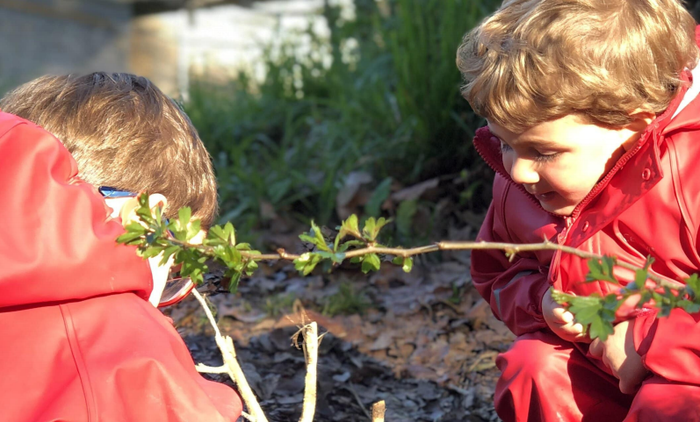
263, 293, 296, 317
184, 0, 499, 237
322, 281, 371, 316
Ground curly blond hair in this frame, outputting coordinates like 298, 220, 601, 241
457, 0, 699, 132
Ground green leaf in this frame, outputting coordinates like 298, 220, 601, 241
179, 207, 192, 227
124, 222, 147, 235
299, 221, 332, 252
186, 219, 202, 241
362, 217, 392, 242
678, 299, 700, 314
402, 257, 413, 273
208, 225, 226, 241
396, 200, 417, 239
345, 214, 360, 235
633, 269, 648, 290
588, 315, 615, 341
335, 214, 361, 250
685, 274, 700, 300
116, 232, 143, 245
361, 253, 381, 273
160, 245, 180, 266
586, 256, 619, 284
293, 253, 322, 276
365, 177, 392, 217
142, 245, 164, 259
391, 256, 413, 273
316, 251, 347, 264
244, 259, 259, 276
337, 240, 365, 253
224, 222, 236, 245
362, 217, 376, 241
552, 289, 617, 341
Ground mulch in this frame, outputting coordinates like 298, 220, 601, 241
166, 251, 513, 421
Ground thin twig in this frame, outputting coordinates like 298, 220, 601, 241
371, 400, 386, 422
195, 364, 228, 374
191, 289, 268, 422
299, 322, 319, 422
347, 383, 372, 420
165, 228, 676, 291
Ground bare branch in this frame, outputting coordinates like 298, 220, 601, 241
195, 364, 228, 374
191, 289, 268, 422
299, 322, 319, 422
371, 400, 386, 422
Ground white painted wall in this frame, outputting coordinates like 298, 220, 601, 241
132, 0, 354, 97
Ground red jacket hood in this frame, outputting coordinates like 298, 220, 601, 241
0, 112, 152, 309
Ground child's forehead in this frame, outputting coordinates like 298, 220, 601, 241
486, 120, 567, 148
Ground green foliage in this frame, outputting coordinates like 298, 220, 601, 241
322, 282, 371, 316
551, 290, 619, 341
263, 293, 296, 317
184, 0, 499, 234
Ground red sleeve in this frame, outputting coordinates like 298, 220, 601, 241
471, 175, 560, 336
634, 308, 700, 384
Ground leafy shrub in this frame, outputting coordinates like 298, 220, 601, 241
185, 0, 499, 236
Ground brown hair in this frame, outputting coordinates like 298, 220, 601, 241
457, 0, 699, 133
0, 72, 218, 228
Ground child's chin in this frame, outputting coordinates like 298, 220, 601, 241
540, 202, 575, 217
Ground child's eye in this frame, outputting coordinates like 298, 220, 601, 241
534, 152, 560, 163
499, 141, 512, 152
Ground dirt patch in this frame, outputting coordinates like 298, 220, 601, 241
167, 253, 513, 421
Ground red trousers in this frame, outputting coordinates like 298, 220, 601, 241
495, 331, 700, 422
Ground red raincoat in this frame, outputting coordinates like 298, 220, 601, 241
471, 31, 700, 421
0, 112, 242, 421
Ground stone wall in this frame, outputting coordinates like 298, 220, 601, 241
0, 0, 131, 90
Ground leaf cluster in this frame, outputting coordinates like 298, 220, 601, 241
295, 215, 412, 275
116, 194, 260, 293
552, 256, 700, 341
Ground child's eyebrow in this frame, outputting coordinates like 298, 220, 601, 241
512, 138, 563, 149
489, 130, 563, 150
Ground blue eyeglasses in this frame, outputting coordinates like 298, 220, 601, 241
98, 186, 137, 198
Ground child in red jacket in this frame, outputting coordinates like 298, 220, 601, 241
0, 74, 242, 421
458, 0, 700, 421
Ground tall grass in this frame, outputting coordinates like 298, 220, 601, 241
185, 0, 499, 235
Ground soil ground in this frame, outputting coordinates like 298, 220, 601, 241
166, 245, 513, 421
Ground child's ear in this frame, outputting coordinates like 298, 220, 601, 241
621, 110, 656, 150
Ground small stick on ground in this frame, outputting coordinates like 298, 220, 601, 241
299, 322, 319, 422
191, 289, 268, 422
371, 400, 386, 422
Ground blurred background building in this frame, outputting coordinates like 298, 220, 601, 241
0, 0, 349, 97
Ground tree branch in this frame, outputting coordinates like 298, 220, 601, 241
371, 400, 386, 422
299, 322, 319, 422
191, 289, 268, 422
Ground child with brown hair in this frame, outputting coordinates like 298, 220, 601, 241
458, 0, 700, 420
1, 72, 217, 307
0, 73, 241, 421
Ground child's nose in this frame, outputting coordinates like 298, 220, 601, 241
509, 157, 540, 185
